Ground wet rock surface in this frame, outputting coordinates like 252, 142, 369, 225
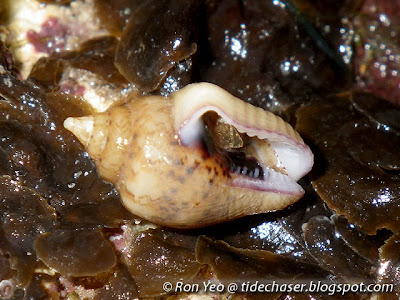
377, 235, 400, 297
296, 93, 400, 235
34, 229, 117, 276
123, 228, 201, 296
30, 36, 128, 90
353, 0, 400, 106
0, 0, 400, 298
114, 0, 201, 92
198, 0, 350, 116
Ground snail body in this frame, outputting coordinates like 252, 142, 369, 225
64, 83, 313, 228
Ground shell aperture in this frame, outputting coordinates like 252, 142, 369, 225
64, 83, 313, 228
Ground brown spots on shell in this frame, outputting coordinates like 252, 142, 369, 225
163, 196, 172, 203
158, 205, 169, 214
170, 158, 184, 166
219, 168, 230, 178
201, 206, 217, 222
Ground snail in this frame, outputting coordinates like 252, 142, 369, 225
64, 83, 313, 228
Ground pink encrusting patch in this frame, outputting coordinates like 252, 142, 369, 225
354, 0, 400, 107
60, 79, 86, 96
26, 17, 70, 54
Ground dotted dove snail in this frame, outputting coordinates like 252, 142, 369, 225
64, 83, 313, 228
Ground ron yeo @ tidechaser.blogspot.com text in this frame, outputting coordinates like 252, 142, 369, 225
162, 280, 394, 296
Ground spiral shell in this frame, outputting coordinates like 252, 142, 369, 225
64, 83, 313, 228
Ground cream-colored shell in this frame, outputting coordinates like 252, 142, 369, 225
64, 83, 312, 228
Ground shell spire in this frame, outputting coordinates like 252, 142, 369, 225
64, 116, 95, 149
64, 103, 132, 182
